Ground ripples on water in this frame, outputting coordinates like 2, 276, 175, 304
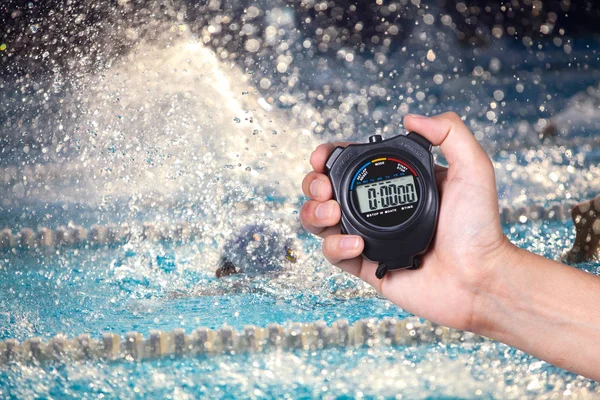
1, 0, 600, 398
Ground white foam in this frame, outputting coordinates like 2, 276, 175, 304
1, 28, 318, 216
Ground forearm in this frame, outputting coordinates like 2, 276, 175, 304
474, 244, 600, 380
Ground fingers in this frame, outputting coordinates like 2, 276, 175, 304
299, 199, 341, 236
322, 235, 363, 264
302, 172, 333, 202
404, 113, 493, 181
302, 143, 349, 237
310, 142, 352, 173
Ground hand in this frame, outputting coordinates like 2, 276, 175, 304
300, 113, 516, 332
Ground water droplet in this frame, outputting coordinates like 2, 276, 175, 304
259, 78, 271, 89
276, 62, 288, 73
516, 83, 524, 93
245, 38, 260, 53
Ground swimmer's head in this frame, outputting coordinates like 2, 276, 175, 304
215, 222, 300, 278
215, 259, 238, 278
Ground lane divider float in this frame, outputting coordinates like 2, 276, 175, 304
0, 317, 485, 366
0, 203, 577, 252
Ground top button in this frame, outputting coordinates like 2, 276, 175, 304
369, 135, 383, 143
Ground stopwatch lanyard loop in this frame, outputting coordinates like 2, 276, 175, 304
375, 262, 388, 279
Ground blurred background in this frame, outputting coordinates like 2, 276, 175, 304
1, 0, 600, 398
1, 0, 600, 224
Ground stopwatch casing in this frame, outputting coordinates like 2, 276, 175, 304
325, 133, 439, 271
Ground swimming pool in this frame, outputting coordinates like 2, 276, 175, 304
1, 1, 600, 398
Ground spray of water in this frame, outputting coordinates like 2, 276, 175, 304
1, 0, 600, 396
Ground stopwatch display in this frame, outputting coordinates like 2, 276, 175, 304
350, 157, 421, 228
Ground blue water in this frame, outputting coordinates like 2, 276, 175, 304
1, 220, 599, 398
0, 221, 585, 341
1, 2, 600, 397
0, 240, 407, 342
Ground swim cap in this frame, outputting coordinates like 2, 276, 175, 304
217, 221, 299, 276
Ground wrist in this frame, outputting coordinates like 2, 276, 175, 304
468, 236, 524, 336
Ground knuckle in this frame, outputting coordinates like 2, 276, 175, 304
312, 145, 326, 159
317, 143, 331, 152
303, 172, 319, 191
298, 202, 313, 224
442, 111, 461, 122
322, 237, 338, 258
309, 150, 321, 169
301, 174, 312, 194
439, 112, 464, 130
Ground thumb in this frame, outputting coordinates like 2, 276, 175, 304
404, 113, 493, 184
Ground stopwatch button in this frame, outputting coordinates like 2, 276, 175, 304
368, 135, 383, 143
325, 147, 345, 172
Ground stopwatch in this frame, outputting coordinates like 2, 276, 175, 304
325, 133, 439, 279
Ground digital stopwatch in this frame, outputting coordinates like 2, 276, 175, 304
325, 133, 439, 279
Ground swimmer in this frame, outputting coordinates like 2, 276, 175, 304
563, 195, 600, 263
215, 221, 300, 278
300, 112, 600, 381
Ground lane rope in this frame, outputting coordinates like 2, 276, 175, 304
0, 317, 486, 366
0, 202, 584, 367
0, 203, 576, 252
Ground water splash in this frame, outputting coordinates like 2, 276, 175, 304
1, 1, 600, 397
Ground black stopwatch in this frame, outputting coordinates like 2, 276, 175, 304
325, 133, 439, 279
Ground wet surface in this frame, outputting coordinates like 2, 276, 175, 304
1, 0, 600, 397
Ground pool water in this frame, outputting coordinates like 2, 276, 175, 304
1, 0, 600, 398
1, 221, 599, 398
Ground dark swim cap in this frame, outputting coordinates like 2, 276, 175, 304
215, 222, 299, 277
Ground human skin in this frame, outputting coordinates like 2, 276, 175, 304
299, 112, 600, 381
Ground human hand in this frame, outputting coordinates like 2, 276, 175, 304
300, 113, 516, 332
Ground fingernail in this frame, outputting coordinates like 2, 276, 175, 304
408, 113, 425, 119
315, 203, 333, 220
310, 179, 321, 197
340, 237, 360, 250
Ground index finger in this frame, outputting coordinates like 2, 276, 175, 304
310, 142, 352, 173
